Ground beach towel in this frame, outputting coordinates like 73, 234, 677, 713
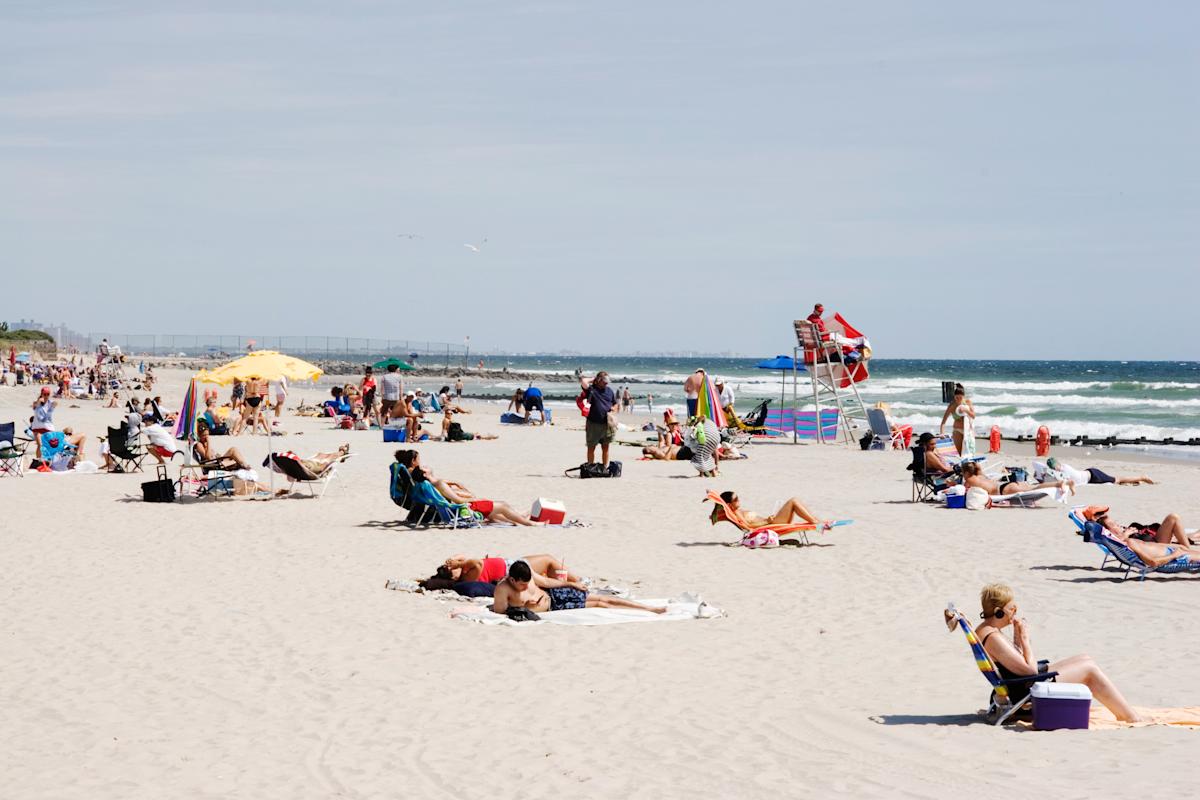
449, 595, 723, 626
1010, 706, 1200, 731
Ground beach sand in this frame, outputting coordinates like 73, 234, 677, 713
3, 367, 1198, 798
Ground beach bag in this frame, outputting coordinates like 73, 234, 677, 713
566, 462, 609, 479
965, 487, 990, 511
141, 465, 176, 503
607, 460, 622, 478
742, 529, 779, 548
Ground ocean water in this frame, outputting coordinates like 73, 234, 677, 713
471, 357, 1200, 442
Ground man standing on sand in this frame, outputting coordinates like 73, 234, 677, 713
715, 376, 735, 416
683, 370, 705, 418
454, 377, 464, 398
580, 370, 617, 467
380, 363, 403, 425
492, 560, 666, 617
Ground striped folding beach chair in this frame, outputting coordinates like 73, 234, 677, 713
944, 603, 1058, 725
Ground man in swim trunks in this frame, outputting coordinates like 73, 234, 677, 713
492, 561, 667, 615
521, 384, 546, 424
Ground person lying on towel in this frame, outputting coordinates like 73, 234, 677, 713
492, 560, 665, 616
961, 461, 1073, 497
442, 554, 582, 584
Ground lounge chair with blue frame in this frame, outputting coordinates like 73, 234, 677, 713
1068, 508, 1200, 581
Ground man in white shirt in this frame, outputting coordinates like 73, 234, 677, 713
380, 364, 403, 425
715, 377, 735, 414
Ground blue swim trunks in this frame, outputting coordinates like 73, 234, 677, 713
547, 586, 588, 611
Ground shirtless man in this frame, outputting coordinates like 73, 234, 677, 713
682, 370, 705, 418
492, 561, 666, 615
962, 461, 1073, 497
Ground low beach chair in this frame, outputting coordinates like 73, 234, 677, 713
726, 400, 772, 436
107, 423, 147, 473
410, 478, 483, 528
944, 602, 1058, 725
866, 408, 904, 451
0, 422, 30, 477
265, 451, 351, 498
389, 462, 439, 526
1068, 508, 1200, 581
704, 490, 849, 546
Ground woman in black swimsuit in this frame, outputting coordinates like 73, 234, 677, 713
975, 583, 1138, 721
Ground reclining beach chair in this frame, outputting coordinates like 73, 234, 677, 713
1068, 508, 1200, 581
704, 490, 849, 546
726, 399, 773, 438
944, 602, 1058, 725
389, 462, 439, 526
176, 444, 236, 499
39, 431, 78, 470
264, 451, 351, 498
0, 422, 30, 477
107, 423, 147, 473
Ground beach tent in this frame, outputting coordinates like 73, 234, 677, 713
197, 351, 323, 497
755, 355, 806, 425
373, 358, 414, 371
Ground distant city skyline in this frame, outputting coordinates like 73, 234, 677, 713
2, 3, 1196, 359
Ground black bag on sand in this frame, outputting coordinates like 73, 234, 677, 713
565, 462, 609, 479
607, 460, 622, 478
142, 465, 176, 503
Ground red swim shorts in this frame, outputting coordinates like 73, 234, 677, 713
468, 499, 494, 516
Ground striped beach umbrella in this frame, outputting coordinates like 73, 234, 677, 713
695, 373, 727, 428
175, 377, 199, 441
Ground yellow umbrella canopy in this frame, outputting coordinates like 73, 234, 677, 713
197, 350, 323, 386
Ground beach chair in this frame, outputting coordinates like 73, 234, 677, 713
704, 490, 849, 546
264, 451, 351, 498
39, 431, 78, 471
1068, 508, 1200, 581
409, 477, 484, 528
866, 409, 904, 451
944, 602, 1058, 725
389, 462, 439, 526
727, 400, 772, 435
107, 423, 147, 473
176, 444, 236, 499
0, 421, 30, 477
907, 445, 951, 502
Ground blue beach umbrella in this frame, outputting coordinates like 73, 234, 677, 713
755, 355, 806, 422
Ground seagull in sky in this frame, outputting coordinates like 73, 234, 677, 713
463, 238, 488, 252
397, 233, 423, 240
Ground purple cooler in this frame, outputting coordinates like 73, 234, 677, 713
1031, 682, 1091, 730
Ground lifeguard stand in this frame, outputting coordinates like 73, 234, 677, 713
792, 320, 870, 445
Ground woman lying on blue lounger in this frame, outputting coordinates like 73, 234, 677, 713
975, 583, 1139, 722
961, 462, 1073, 497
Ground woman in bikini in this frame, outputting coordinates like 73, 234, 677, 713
717, 490, 831, 530
1089, 507, 1198, 546
974, 583, 1139, 721
440, 554, 581, 584
961, 461, 1073, 496
939, 383, 976, 458
393, 450, 542, 526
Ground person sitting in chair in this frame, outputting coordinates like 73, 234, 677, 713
394, 449, 540, 525
918, 432, 955, 478
973, 583, 1138, 721
194, 421, 249, 471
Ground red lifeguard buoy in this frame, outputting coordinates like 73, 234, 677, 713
989, 426, 1002, 453
1035, 425, 1051, 457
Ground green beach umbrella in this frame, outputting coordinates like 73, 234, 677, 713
373, 357, 414, 371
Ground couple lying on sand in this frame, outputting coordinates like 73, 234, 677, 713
421, 555, 666, 615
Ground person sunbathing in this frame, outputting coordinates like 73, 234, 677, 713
1088, 507, 1199, 546
299, 444, 351, 475
440, 554, 582, 584
492, 560, 665, 616
1044, 458, 1153, 487
393, 449, 542, 525
194, 422, 249, 470
961, 461, 1073, 497
437, 407, 497, 441
642, 441, 694, 461
717, 490, 832, 530
974, 582, 1139, 721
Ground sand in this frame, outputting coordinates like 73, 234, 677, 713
2, 367, 1199, 799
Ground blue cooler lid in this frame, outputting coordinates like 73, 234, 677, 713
1031, 682, 1092, 700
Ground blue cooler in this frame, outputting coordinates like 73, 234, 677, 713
383, 428, 406, 443
1031, 682, 1091, 730
946, 494, 967, 509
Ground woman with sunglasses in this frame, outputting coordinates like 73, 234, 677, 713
975, 583, 1139, 721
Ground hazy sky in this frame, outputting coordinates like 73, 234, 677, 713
2, 2, 1196, 358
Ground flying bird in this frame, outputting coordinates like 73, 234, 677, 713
397, 233, 423, 240
463, 238, 487, 252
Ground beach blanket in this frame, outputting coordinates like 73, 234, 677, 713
1010, 706, 1200, 730
449, 594, 723, 626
